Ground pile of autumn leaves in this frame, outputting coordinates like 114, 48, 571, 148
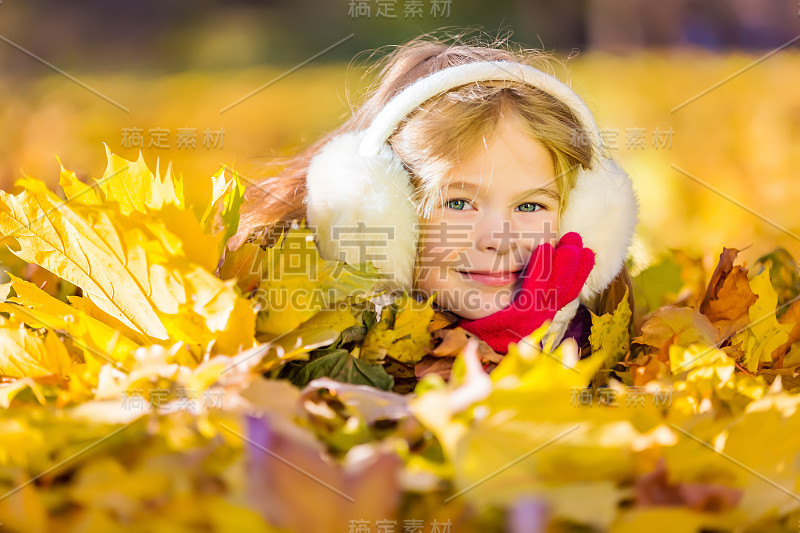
604, 245, 800, 388
1, 150, 800, 532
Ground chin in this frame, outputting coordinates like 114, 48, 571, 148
420, 279, 513, 319
454, 308, 486, 320
452, 300, 505, 320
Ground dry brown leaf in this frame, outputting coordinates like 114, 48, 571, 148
635, 457, 742, 512
634, 306, 719, 352
414, 355, 455, 381
429, 328, 469, 357
429, 327, 504, 364
699, 248, 757, 339
630, 353, 669, 386
429, 309, 460, 332
701, 247, 739, 311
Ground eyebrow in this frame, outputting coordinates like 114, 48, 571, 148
446, 181, 478, 191
516, 185, 561, 203
444, 182, 481, 204
446, 181, 561, 202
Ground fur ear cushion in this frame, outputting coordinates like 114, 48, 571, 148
558, 156, 640, 304
305, 131, 420, 289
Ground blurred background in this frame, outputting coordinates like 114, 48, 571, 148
1, 0, 799, 273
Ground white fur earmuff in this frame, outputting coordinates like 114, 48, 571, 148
305, 130, 420, 289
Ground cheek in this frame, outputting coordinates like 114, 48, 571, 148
415, 239, 460, 291
414, 220, 472, 308
418, 243, 461, 270
414, 255, 461, 313
416, 220, 473, 268
496, 214, 559, 270
523, 213, 559, 247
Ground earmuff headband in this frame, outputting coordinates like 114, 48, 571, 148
359, 60, 602, 158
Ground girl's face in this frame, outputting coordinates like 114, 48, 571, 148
415, 114, 560, 319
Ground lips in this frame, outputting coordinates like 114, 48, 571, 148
456, 269, 522, 287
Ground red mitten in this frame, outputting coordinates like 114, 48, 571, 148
458, 231, 596, 354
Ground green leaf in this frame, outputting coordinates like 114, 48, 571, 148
289, 349, 394, 391
252, 326, 341, 374
632, 255, 683, 314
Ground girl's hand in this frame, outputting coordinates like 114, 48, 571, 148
458, 231, 596, 355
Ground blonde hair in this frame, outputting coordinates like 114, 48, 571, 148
233, 31, 634, 318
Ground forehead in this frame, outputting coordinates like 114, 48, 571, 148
444, 115, 557, 194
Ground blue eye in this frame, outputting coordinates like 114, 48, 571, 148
445, 199, 473, 211
516, 202, 544, 213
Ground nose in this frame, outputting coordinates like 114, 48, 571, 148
475, 211, 515, 255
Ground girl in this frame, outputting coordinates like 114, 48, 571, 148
233, 35, 639, 359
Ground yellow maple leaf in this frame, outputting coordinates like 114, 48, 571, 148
360, 293, 435, 364
491, 321, 608, 392
298, 304, 358, 333
57, 157, 102, 206
96, 144, 184, 214
361, 312, 396, 363
0, 320, 72, 379
0, 274, 142, 369
60, 150, 222, 273
218, 240, 270, 294
181, 267, 257, 355
254, 224, 382, 335
731, 269, 793, 372
669, 342, 732, 374
386, 292, 435, 364
0, 180, 172, 339
143, 206, 224, 273
0, 157, 256, 354
589, 286, 632, 364
201, 165, 245, 256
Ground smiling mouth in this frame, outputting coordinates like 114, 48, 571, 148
456, 269, 523, 287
